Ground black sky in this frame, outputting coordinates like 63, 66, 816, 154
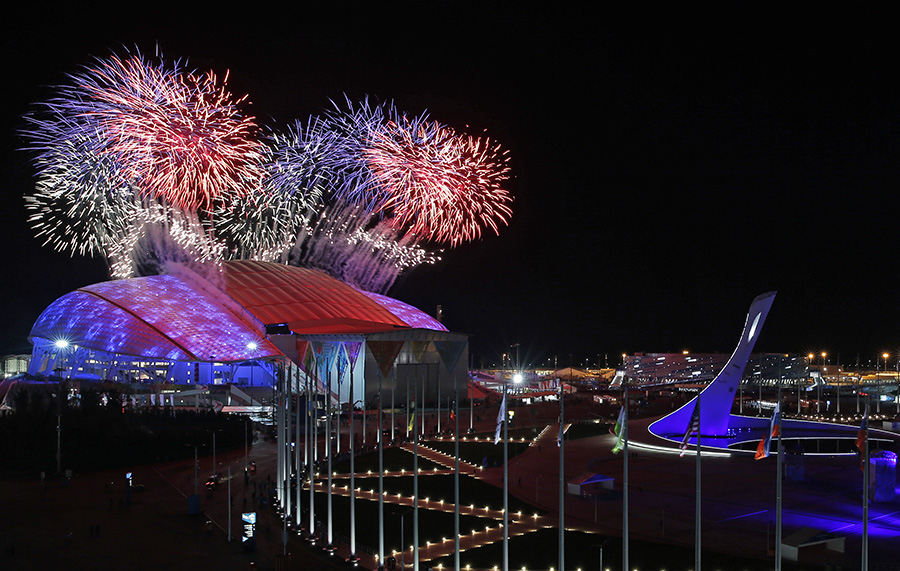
2, 4, 899, 368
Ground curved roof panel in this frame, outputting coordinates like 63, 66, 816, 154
223, 261, 411, 334
30, 261, 444, 363
30, 273, 279, 362
357, 290, 447, 332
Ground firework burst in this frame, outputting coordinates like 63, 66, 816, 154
312, 96, 400, 209
22, 47, 265, 269
83, 52, 265, 210
365, 119, 512, 246
23, 48, 514, 291
213, 120, 327, 261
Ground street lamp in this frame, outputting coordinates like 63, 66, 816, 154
53, 365, 67, 474
246, 342, 258, 387
502, 371, 523, 571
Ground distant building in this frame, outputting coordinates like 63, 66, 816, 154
2, 354, 29, 378
624, 352, 808, 385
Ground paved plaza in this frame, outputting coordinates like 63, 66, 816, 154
2, 398, 898, 570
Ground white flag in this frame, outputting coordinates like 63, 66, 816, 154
494, 392, 507, 445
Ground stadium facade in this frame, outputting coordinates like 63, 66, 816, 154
23, 260, 468, 410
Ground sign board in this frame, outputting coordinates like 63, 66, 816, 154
242, 512, 257, 548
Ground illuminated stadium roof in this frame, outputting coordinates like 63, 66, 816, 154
225, 260, 417, 334
29, 261, 446, 362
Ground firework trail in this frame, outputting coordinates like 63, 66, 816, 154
107, 202, 224, 280
214, 119, 328, 261
289, 201, 439, 293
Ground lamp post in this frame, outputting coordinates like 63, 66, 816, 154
53, 365, 66, 474
818, 352, 826, 414
246, 342, 257, 388
502, 371, 523, 571
53, 339, 70, 475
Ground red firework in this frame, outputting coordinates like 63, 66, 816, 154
364, 120, 512, 245
86, 54, 264, 210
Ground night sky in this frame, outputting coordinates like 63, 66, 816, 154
2, 4, 899, 369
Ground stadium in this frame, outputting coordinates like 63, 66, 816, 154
15, 260, 468, 415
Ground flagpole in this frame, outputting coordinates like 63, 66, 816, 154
308, 369, 316, 542
454, 370, 461, 571
503, 370, 509, 571
304, 365, 309, 467
286, 364, 292, 520
862, 400, 869, 571
309, 360, 319, 544
326, 361, 334, 553
295, 368, 302, 531
559, 378, 565, 571
348, 349, 358, 563
391, 372, 396, 443
275, 363, 283, 511
414, 374, 421, 571
378, 369, 385, 570
622, 378, 629, 571
469, 353, 474, 433
775, 387, 782, 571
695, 392, 701, 571
406, 373, 411, 440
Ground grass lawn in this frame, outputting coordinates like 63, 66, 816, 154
310, 491, 493, 556
426, 527, 789, 571
345, 474, 545, 516
566, 420, 613, 440
426, 439, 534, 468
331, 446, 443, 474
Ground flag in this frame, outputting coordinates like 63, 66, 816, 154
856, 412, 868, 451
857, 409, 868, 471
754, 402, 781, 460
612, 406, 626, 454
680, 400, 700, 457
557, 418, 563, 448
408, 394, 416, 432
494, 391, 507, 445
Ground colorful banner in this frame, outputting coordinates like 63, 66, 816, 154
367, 340, 404, 378
494, 391, 507, 445
754, 402, 781, 460
434, 340, 465, 374
680, 400, 700, 457
611, 406, 626, 454
336, 343, 348, 385
408, 340, 430, 364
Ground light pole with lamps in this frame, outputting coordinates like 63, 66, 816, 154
501, 370, 523, 571
53, 365, 66, 474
